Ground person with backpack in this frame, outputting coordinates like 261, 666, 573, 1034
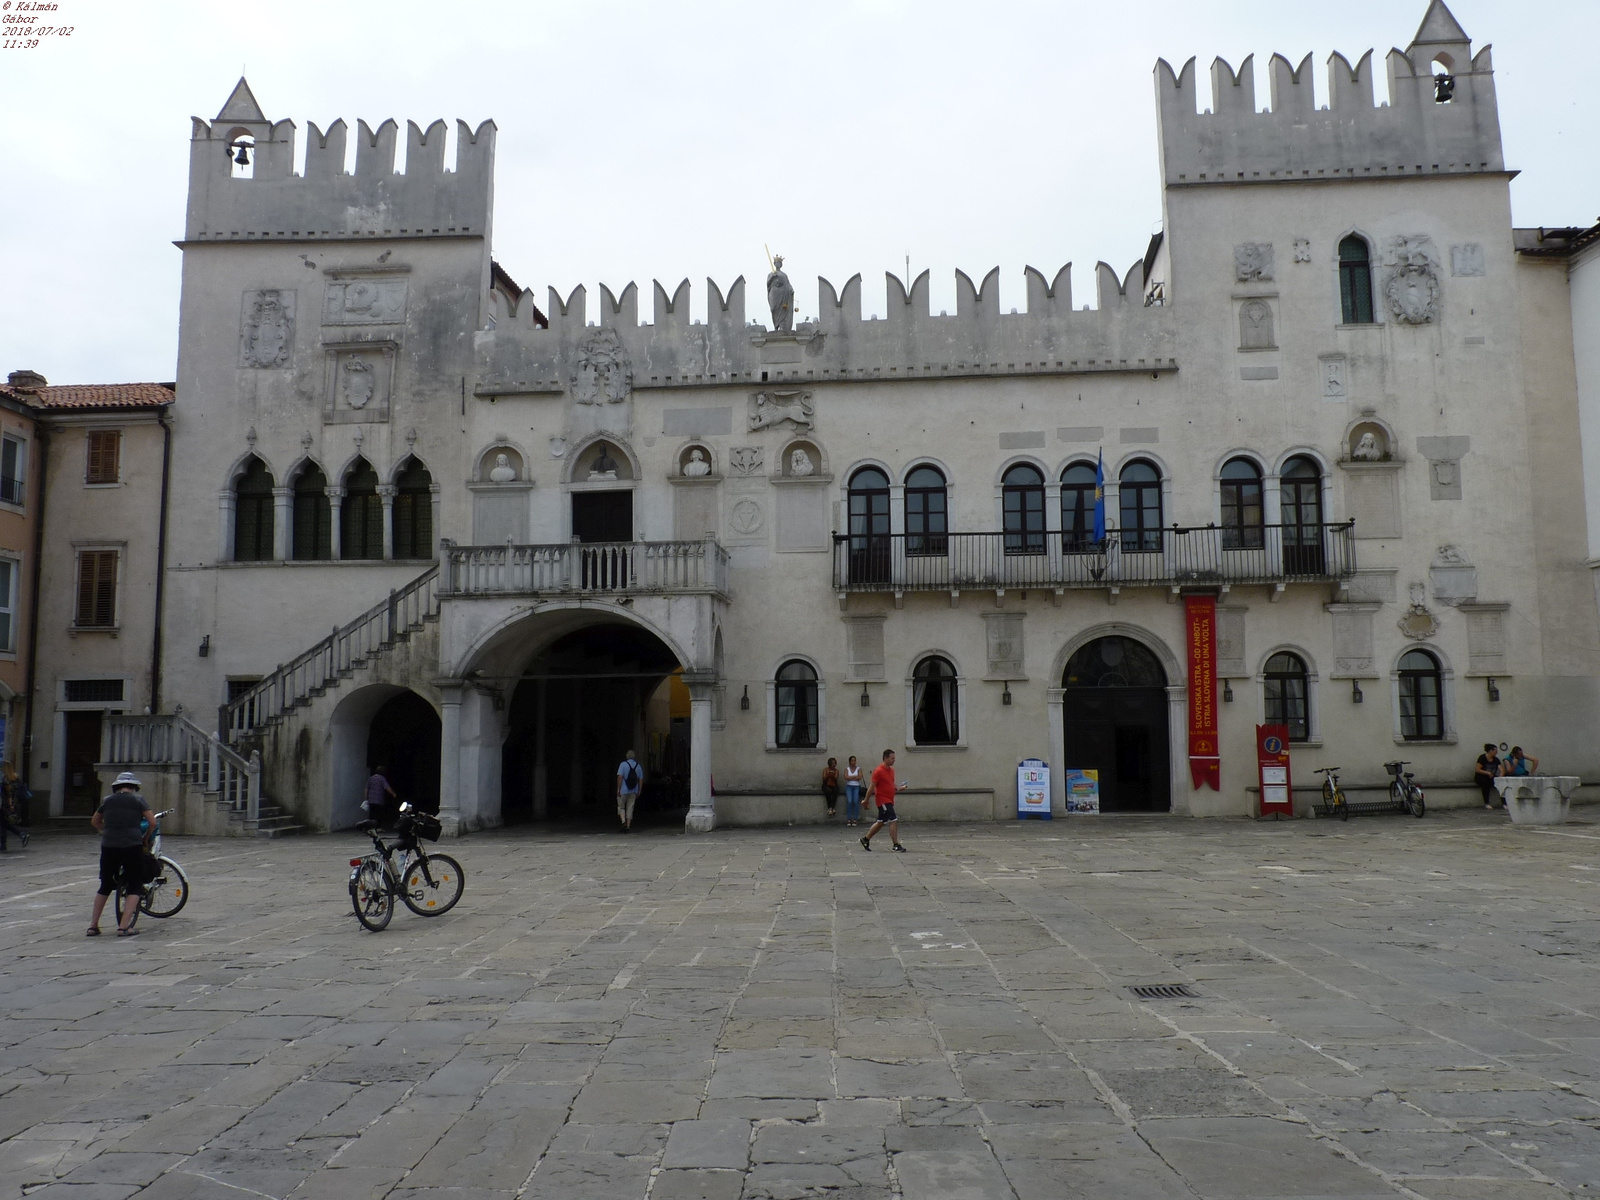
616, 750, 644, 832
87, 772, 155, 937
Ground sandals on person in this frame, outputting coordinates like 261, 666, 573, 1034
116, 927, 141, 937
85, 927, 101, 936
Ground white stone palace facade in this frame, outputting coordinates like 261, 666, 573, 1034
119, 1, 1599, 833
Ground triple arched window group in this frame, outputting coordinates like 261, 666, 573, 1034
231, 454, 435, 563
848, 456, 1324, 562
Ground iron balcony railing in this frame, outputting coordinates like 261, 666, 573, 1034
440, 536, 731, 599
831, 523, 1356, 592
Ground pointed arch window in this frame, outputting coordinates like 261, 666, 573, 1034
1118, 461, 1163, 552
1220, 458, 1264, 550
1339, 235, 1375, 325
905, 465, 947, 556
292, 465, 332, 561
393, 459, 434, 560
1002, 464, 1045, 555
912, 656, 959, 746
341, 459, 383, 560
233, 456, 275, 562
1061, 463, 1097, 552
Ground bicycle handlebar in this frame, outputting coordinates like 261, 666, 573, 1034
1314, 766, 1342, 774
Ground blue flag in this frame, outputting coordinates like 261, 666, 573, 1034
1091, 449, 1106, 543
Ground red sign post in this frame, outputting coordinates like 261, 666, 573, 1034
1184, 595, 1220, 790
1256, 723, 1294, 818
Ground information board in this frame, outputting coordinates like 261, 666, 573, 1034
1256, 723, 1293, 818
1016, 759, 1051, 819
1064, 768, 1100, 814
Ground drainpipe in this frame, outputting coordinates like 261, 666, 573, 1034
20, 424, 47, 792
150, 405, 173, 712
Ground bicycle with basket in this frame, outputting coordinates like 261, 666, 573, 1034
1312, 762, 1425, 819
348, 802, 464, 931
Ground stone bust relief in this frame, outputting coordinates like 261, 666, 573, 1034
790, 449, 815, 477
488, 453, 518, 482
1351, 432, 1384, 461
683, 448, 711, 477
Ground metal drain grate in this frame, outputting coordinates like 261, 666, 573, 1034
1129, 983, 1199, 1000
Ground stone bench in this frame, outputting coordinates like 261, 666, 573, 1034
1495, 775, 1581, 825
712, 788, 999, 827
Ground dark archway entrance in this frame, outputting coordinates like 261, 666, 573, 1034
500, 624, 688, 828
366, 690, 442, 814
1062, 636, 1171, 812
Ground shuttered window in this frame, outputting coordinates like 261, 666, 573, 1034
75, 551, 118, 628
86, 431, 121, 485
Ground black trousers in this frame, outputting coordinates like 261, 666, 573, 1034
97, 846, 148, 896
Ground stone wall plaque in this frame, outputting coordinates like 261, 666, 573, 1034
239, 289, 295, 368
322, 342, 395, 424
1340, 463, 1402, 539
1326, 602, 1378, 677
673, 480, 719, 540
1234, 242, 1274, 282
1417, 436, 1469, 502
845, 615, 886, 682
1238, 299, 1275, 350
1383, 235, 1441, 324
323, 279, 407, 325
1216, 606, 1247, 678
1450, 244, 1485, 277
999, 431, 1046, 450
663, 407, 733, 437
983, 612, 1025, 679
1460, 602, 1509, 675
1320, 355, 1347, 401
470, 486, 530, 544
1429, 545, 1477, 606
729, 447, 765, 476
774, 482, 829, 552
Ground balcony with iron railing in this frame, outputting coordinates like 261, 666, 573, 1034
439, 536, 731, 599
831, 523, 1356, 594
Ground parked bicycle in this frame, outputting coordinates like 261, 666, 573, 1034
1385, 760, 1426, 818
349, 802, 464, 931
112, 809, 191, 927
1315, 766, 1349, 821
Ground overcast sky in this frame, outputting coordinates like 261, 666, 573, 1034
4, 0, 1596, 385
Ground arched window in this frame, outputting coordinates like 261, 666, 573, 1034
912, 656, 959, 745
392, 459, 434, 560
905, 465, 947, 556
1398, 650, 1443, 740
1220, 458, 1264, 550
775, 660, 819, 749
1061, 463, 1098, 552
1063, 636, 1166, 689
1263, 652, 1309, 742
341, 458, 383, 560
1119, 461, 1163, 552
233, 456, 275, 562
292, 465, 332, 561
1002, 464, 1045, 555
1339, 235, 1375, 325
1280, 456, 1324, 575
847, 466, 891, 584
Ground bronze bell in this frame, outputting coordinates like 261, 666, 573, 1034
233, 143, 251, 166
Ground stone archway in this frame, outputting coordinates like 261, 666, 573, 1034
329, 684, 441, 830
1060, 636, 1171, 812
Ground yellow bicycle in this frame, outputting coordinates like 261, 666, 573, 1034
1315, 766, 1349, 821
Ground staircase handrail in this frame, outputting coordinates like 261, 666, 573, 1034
223, 564, 440, 745
104, 712, 262, 823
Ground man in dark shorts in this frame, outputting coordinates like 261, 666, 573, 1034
860, 748, 908, 852
87, 772, 155, 937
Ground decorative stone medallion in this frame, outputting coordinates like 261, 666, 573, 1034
323, 279, 407, 325
1233, 242, 1274, 282
570, 327, 632, 405
729, 447, 765, 476
240, 289, 295, 368
730, 498, 764, 535
1383, 235, 1441, 324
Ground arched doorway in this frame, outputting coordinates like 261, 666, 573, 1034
499, 622, 688, 828
368, 691, 442, 813
1062, 636, 1170, 812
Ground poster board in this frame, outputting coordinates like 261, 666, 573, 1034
1064, 769, 1100, 814
1016, 759, 1051, 819
1256, 723, 1293, 818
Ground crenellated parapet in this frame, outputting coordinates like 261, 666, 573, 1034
1155, 1, 1502, 187
185, 78, 494, 243
474, 265, 1177, 398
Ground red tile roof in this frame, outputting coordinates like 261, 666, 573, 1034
0, 383, 174, 410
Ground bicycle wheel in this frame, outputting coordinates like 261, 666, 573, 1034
112, 885, 141, 929
401, 853, 464, 916
1408, 787, 1426, 818
1337, 789, 1350, 821
350, 858, 393, 931
140, 857, 189, 918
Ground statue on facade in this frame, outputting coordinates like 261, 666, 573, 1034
1351, 431, 1383, 461
790, 448, 815, 477
767, 255, 794, 332
683, 448, 711, 477
488, 453, 518, 482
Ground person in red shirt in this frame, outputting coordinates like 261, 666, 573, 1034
860, 748, 908, 852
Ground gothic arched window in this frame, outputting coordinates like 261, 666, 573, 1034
1339, 235, 1375, 325
292, 465, 332, 561
392, 459, 434, 560
341, 459, 383, 560
233, 456, 275, 563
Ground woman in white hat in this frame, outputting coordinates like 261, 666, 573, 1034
87, 772, 155, 937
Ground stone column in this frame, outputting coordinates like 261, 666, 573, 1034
1045, 686, 1066, 815
430, 483, 443, 560
217, 490, 235, 562
685, 676, 716, 832
327, 486, 344, 560
271, 486, 293, 561
377, 484, 397, 560
438, 683, 464, 836
532, 678, 548, 819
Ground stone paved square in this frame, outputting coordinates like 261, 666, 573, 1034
3, 812, 1599, 1198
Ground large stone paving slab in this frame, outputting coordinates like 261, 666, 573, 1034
2, 811, 1599, 1197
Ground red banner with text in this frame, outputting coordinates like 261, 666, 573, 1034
1186, 595, 1220, 790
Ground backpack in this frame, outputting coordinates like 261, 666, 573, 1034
622, 760, 640, 790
